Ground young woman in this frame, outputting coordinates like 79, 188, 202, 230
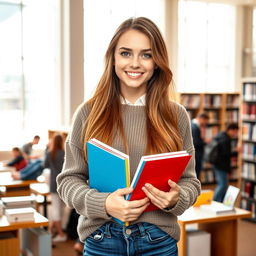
57, 17, 200, 256
44, 134, 66, 242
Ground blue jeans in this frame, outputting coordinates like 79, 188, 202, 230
20, 159, 43, 180
213, 167, 228, 202
83, 222, 178, 256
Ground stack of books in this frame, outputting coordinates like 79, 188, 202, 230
5, 207, 35, 222
1, 195, 36, 211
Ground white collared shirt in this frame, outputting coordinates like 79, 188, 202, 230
120, 94, 146, 106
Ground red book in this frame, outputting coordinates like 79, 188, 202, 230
127, 151, 192, 212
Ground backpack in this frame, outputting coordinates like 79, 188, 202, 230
204, 139, 220, 164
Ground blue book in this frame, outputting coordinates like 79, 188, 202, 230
87, 138, 130, 192
87, 138, 130, 225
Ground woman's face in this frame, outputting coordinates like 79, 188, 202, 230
114, 29, 156, 98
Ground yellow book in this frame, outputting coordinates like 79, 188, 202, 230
193, 190, 213, 207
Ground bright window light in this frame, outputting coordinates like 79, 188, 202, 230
178, 1, 236, 93
0, 0, 58, 150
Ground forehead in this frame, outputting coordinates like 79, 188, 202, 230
116, 29, 151, 50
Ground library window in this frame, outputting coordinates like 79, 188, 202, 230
178, 1, 236, 93
0, 0, 58, 149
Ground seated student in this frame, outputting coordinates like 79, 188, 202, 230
12, 142, 48, 180
3, 147, 27, 171
22, 135, 41, 161
11, 159, 44, 180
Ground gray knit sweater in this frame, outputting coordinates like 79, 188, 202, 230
57, 102, 201, 242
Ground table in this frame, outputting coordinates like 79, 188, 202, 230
30, 183, 50, 218
0, 172, 38, 197
0, 211, 49, 256
0, 166, 15, 173
178, 203, 252, 256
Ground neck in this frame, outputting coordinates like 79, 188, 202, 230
120, 86, 146, 104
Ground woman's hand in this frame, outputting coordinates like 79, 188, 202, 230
142, 179, 180, 210
105, 187, 150, 222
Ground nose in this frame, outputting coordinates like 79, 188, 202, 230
130, 55, 140, 69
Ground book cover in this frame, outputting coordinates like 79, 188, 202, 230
127, 152, 192, 212
87, 139, 191, 216
193, 190, 214, 207
87, 138, 130, 225
87, 138, 130, 193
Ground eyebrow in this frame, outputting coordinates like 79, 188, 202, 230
119, 47, 152, 52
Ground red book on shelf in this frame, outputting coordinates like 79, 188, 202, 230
250, 104, 256, 119
127, 152, 191, 212
245, 182, 252, 197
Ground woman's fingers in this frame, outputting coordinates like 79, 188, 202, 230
142, 181, 180, 209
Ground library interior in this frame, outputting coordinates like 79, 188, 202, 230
0, 0, 256, 256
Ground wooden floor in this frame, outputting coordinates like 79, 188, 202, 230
52, 239, 79, 256
52, 219, 256, 256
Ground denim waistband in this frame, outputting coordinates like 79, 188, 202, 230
103, 222, 155, 238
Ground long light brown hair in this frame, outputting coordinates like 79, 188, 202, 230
83, 17, 183, 155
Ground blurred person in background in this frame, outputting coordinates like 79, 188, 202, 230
191, 112, 209, 179
3, 147, 27, 171
44, 134, 66, 242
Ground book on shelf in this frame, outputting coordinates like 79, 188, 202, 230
242, 123, 256, 141
242, 143, 256, 160
5, 207, 35, 222
204, 95, 221, 108
87, 138, 191, 213
226, 110, 239, 123
205, 110, 219, 123
243, 83, 256, 101
226, 95, 239, 108
242, 162, 256, 180
181, 94, 201, 108
200, 185, 240, 214
242, 103, 256, 120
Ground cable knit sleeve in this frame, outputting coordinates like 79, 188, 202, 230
165, 103, 201, 216
56, 104, 112, 221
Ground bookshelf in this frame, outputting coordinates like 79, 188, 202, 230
179, 93, 240, 187
240, 78, 256, 222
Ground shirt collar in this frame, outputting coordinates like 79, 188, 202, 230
121, 94, 146, 106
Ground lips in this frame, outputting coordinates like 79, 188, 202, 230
126, 71, 143, 78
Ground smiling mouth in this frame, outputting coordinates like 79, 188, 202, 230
126, 71, 143, 78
